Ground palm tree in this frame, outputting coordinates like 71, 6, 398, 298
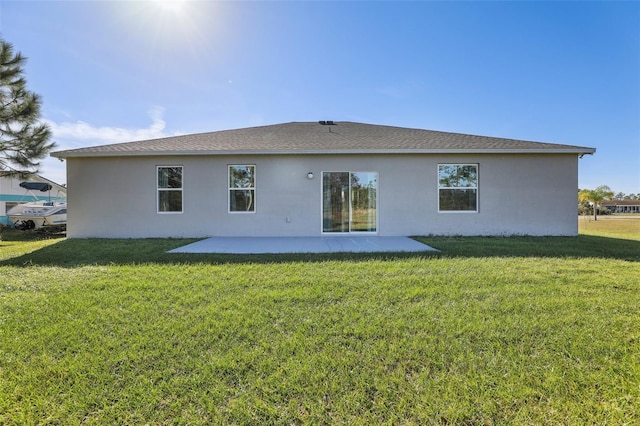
579, 185, 614, 220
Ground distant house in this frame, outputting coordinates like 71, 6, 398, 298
601, 199, 640, 214
0, 169, 67, 226
51, 121, 595, 238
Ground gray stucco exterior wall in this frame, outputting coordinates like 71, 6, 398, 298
65, 153, 579, 238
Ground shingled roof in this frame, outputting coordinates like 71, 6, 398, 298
601, 199, 640, 206
52, 121, 596, 158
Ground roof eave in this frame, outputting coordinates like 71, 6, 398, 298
52, 147, 597, 158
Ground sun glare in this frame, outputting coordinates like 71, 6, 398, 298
119, 0, 222, 59
153, 0, 185, 14
145, 0, 194, 36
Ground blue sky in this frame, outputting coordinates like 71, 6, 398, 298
1, 1, 638, 194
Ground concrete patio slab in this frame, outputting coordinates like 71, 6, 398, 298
169, 236, 438, 254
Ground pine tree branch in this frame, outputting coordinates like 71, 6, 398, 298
0, 38, 54, 174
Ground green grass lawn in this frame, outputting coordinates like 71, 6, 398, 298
1, 220, 639, 424
578, 214, 640, 240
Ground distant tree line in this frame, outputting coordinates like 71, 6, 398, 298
611, 192, 639, 200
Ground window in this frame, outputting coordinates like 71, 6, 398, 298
229, 165, 255, 212
438, 164, 478, 212
157, 166, 183, 213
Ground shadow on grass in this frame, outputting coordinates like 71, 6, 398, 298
417, 235, 640, 262
1, 234, 639, 267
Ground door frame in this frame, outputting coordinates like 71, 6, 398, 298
320, 171, 379, 235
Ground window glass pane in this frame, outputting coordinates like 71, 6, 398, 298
229, 165, 255, 188
439, 189, 477, 211
438, 165, 457, 187
350, 172, 377, 232
230, 189, 254, 212
457, 165, 477, 187
159, 190, 182, 212
158, 167, 182, 189
323, 172, 377, 232
438, 165, 477, 188
323, 172, 350, 232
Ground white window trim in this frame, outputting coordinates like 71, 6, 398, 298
437, 163, 479, 213
157, 165, 184, 214
228, 164, 256, 214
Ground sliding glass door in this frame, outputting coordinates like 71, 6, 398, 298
322, 172, 377, 233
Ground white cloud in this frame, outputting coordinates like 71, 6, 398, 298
38, 107, 179, 185
45, 106, 176, 147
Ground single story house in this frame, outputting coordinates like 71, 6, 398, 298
0, 168, 67, 226
601, 199, 640, 214
51, 121, 595, 238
